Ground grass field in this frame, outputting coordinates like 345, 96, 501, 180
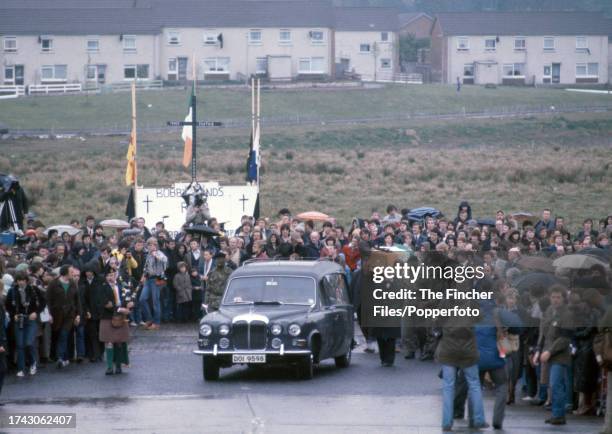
1, 113, 610, 230
1, 84, 611, 131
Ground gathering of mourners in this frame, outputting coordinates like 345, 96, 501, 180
0, 201, 611, 432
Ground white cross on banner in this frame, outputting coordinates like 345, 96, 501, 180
135, 182, 258, 238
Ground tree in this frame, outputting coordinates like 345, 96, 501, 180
399, 34, 430, 64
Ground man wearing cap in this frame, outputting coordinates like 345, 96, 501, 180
204, 252, 231, 312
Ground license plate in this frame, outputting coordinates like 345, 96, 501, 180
232, 354, 266, 364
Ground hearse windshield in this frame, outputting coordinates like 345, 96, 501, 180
223, 276, 316, 306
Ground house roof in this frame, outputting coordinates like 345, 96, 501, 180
334, 7, 401, 32
398, 12, 432, 28
434, 12, 611, 36
1, 0, 406, 34
0, 7, 159, 35
152, 0, 335, 29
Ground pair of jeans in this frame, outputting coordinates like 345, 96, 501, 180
550, 363, 568, 418
55, 328, 70, 362
161, 286, 175, 322
139, 278, 162, 325
75, 324, 86, 358
14, 319, 38, 372
442, 364, 485, 429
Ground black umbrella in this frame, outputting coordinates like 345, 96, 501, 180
514, 272, 562, 297
477, 218, 496, 227
184, 224, 220, 238
578, 248, 611, 263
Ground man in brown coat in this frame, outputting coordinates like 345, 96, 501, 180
47, 265, 80, 368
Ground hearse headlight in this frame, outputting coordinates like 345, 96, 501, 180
288, 324, 301, 337
219, 324, 230, 336
200, 324, 212, 337
219, 337, 230, 349
271, 323, 282, 336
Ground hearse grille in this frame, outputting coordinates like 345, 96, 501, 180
232, 320, 267, 350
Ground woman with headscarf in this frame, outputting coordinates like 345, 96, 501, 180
98, 268, 133, 375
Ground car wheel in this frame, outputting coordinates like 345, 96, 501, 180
202, 356, 220, 381
335, 347, 351, 368
296, 354, 314, 380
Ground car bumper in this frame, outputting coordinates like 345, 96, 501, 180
193, 344, 311, 356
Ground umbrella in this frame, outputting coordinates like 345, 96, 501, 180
295, 211, 331, 222
578, 247, 611, 263
510, 212, 534, 222
184, 224, 220, 238
514, 272, 562, 295
553, 254, 608, 270
517, 256, 554, 273
405, 207, 442, 222
44, 225, 81, 236
100, 219, 130, 229
476, 218, 496, 227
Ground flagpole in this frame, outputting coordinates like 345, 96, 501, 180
251, 77, 255, 142
131, 81, 138, 218
256, 78, 261, 189
191, 53, 197, 182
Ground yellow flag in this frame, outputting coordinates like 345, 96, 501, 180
125, 133, 136, 186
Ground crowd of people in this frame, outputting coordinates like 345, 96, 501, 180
0, 201, 611, 432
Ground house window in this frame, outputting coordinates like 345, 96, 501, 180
457, 37, 469, 51
360, 43, 371, 53
463, 64, 474, 77
576, 36, 588, 51
86, 64, 106, 83
167, 30, 181, 46
249, 30, 262, 45
380, 58, 391, 69
3, 36, 17, 53
255, 57, 268, 74
203, 57, 230, 73
514, 38, 526, 51
484, 37, 496, 51
543, 64, 552, 79
298, 57, 325, 73
40, 36, 53, 52
503, 63, 525, 77
123, 35, 136, 53
124, 64, 149, 80
543, 37, 555, 51
4, 66, 15, 84
203, 32, 218, 46
168, 58, 177, 80
279, 29, 291, 44
309, 30, 324, 44
41, 64, 67, 82
86, 37, 99, 53
381, 32, 389, 42
576, 63, 598, 77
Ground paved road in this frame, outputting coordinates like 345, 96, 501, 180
1, 325, 603, 433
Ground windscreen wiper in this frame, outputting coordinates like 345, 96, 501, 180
253, 301, 283, 305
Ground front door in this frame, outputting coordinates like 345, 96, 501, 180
178, 57, 188, 81
552, 63, 561, 84
14, 65, 24, 85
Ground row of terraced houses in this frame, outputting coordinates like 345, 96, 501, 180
0, 0, 611, 87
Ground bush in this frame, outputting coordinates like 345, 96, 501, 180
285, 151, 294, 160
64, 178, 77, 190
356, 151, 365, 159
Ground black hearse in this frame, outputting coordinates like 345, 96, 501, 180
194, 260, 354, 380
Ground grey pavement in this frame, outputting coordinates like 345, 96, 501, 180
1, 324, 603, 433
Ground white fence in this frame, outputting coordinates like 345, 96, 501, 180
374, 72, 423, 84
28, 83, 83, 95
110, 80, 163, 91
0, 85, 26, 99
